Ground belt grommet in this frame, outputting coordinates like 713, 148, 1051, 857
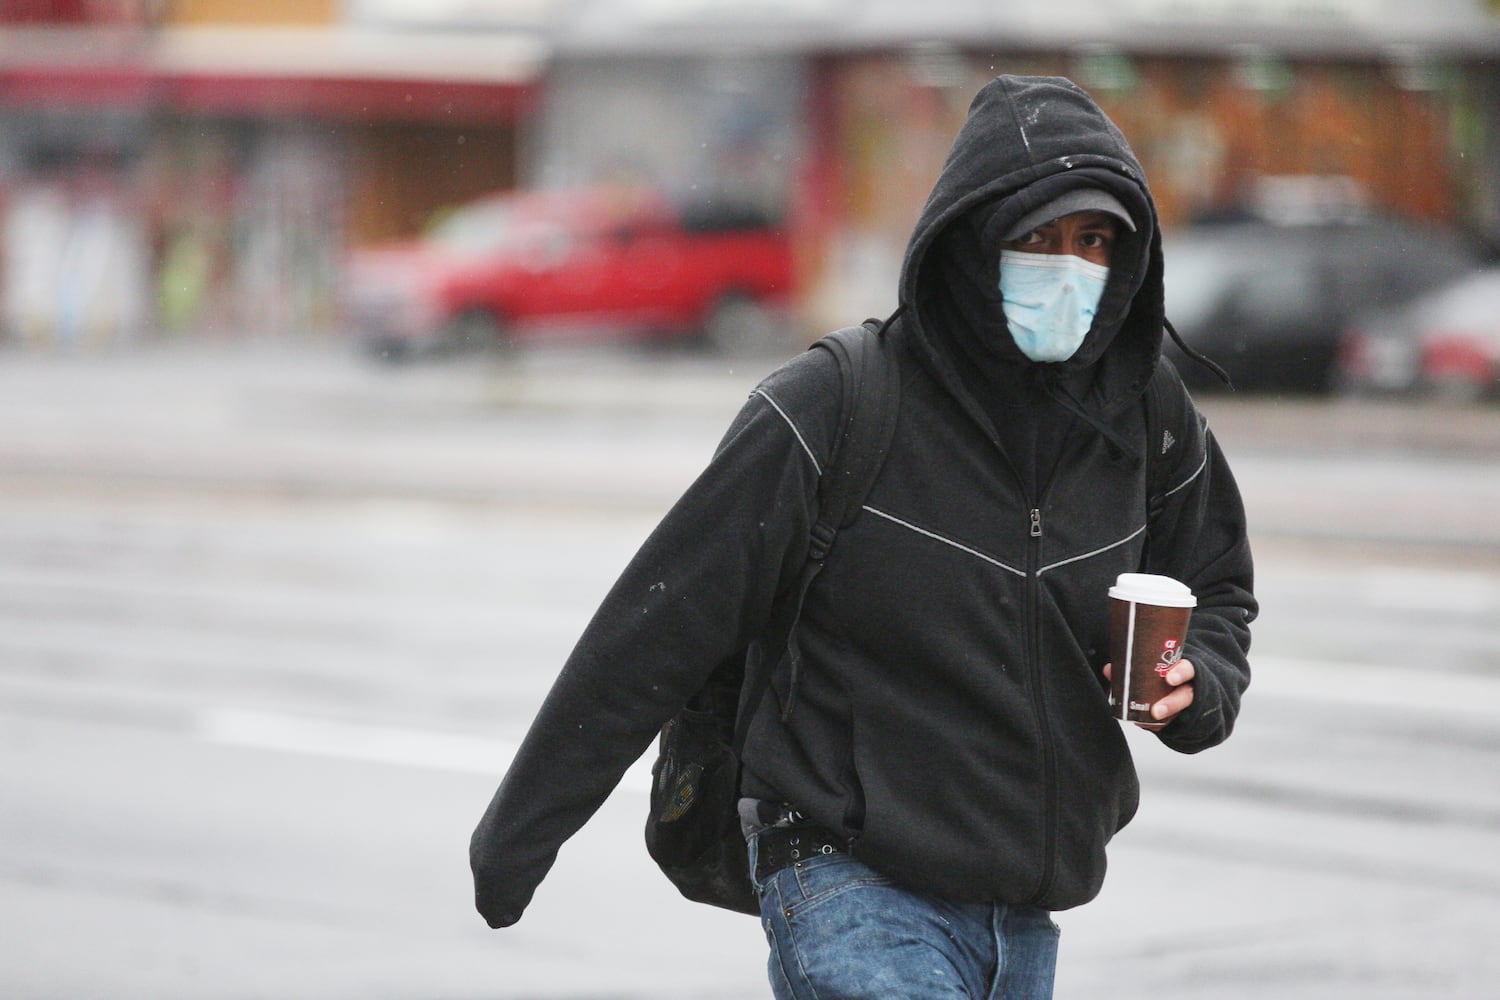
790, 849, 800, 859
821, 844, 834, 855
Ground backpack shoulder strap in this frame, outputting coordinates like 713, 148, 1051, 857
734, 317, 901, 739
1144, 356, 1191, 516
807, 318, 902, 556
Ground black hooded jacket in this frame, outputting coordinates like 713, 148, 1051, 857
471, 76, 1256, 923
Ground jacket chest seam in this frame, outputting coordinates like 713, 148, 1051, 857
860, 505, 1026, 578
863, 504, 1146, 579
1037, 523, 1146, 576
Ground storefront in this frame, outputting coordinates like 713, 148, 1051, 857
0, 24, 544, 345
802, 45, 1496, 331
4, 1, 1497, 347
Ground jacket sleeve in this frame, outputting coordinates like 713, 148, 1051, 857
1144, 398, 1257, 754
468, 368, 831, 928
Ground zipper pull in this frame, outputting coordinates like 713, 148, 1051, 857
1029, 508, 1042, 538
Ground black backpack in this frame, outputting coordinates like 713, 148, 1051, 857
644, 319, 901, 915
642, 320, 1191, 915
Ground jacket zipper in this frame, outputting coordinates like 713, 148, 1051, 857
989, 425, 1060, 905
1021, 416, 1085, 906
1026, 505, 1059, 905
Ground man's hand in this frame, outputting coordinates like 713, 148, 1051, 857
1101, 659, 1195, 729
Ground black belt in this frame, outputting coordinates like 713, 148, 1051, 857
753, 823, 848, 881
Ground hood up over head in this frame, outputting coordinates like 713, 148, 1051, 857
896, 76, 1167, 433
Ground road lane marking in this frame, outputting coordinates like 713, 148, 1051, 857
196, 707, 657, 792
195, 653, 1500, 787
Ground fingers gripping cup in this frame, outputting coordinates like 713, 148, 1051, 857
1108, 573, 1196, 725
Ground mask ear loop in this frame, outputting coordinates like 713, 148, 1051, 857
1164, 317, 1233, 389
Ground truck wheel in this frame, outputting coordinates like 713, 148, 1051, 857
703, 293, 784, 357
442, 309, 508, 354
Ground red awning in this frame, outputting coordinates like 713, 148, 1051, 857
0, 26, 548, 124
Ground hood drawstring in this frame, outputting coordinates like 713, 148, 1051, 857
1165, 317, 1233, 388
878, 301, 908, 335
1041, 377, 1141, 465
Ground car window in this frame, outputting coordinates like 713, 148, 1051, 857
1402, 242, 1482, 292
1337, 244, 1478, 314
429, 202, 516, 254
1428, 272, 1500, 326
1163, 245, 1245, 328
1230, 263, 1323, 327
1335, 256, 1403, 313
430, 203, 576, 260
1168, 221, 1484, 328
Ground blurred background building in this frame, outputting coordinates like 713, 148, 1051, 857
1, 0, 1498, 348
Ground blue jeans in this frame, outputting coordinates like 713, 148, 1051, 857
748, 831, 1059, 999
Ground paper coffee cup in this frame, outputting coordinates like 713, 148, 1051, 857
1107, 573, 1196, 725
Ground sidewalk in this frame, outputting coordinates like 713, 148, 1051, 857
0, 342, 744, 509
4, 340, 1500, 552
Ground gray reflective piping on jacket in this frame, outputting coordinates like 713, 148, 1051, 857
866, 505, 1150, 580
755, 388, 822, 475
760, 387, 1190, 579
1038, 523, 1145, 576
1163, 449, 1208, 500
861, 506, 1027, 578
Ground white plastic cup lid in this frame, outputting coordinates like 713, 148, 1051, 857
1109, 572, 1197, 608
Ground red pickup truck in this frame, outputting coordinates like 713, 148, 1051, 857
342, 186, 796, 359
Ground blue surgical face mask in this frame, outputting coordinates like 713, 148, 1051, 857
999, 250, 1110, 362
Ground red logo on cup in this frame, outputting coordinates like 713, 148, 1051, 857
1156, 638, 1183, 676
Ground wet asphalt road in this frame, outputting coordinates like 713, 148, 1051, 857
1, 341, 1498, 999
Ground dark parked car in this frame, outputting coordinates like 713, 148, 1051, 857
342, 186, 797, 359
1162, 218, 1485, 392
1339, 266, 1500, 401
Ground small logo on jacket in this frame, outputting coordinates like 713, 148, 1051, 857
1161, 429, 1176, 455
